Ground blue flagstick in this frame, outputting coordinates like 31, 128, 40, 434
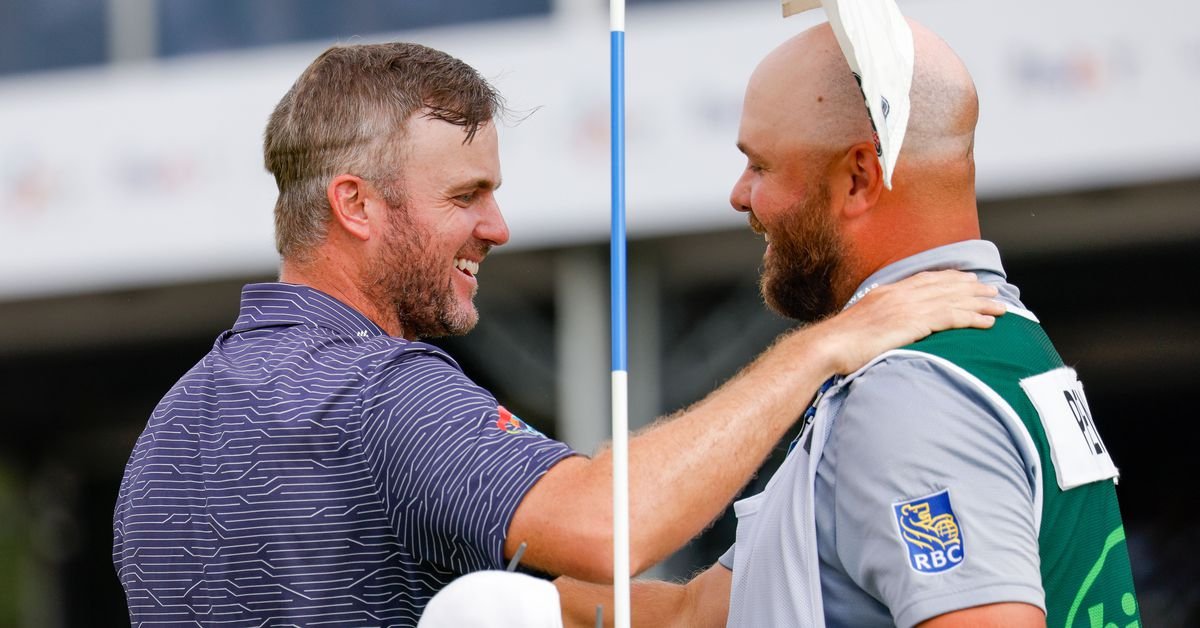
609, 1, 631, 628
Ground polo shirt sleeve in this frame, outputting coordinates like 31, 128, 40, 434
828, 356, 1045, 628
357, 349, 577, 574
718, 544, 735, 570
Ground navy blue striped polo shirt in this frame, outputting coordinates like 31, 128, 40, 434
113, 283, 576, 627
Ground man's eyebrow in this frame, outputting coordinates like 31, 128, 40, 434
736, 142, 763, 162
456, 177, 501, 192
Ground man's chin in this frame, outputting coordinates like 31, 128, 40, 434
449, 315, 479, 337
762, 280, 834, 323
763, 283, 798, 320
430, 308, 479, 339
452, 301, 480, 335
764, 296, 811, 322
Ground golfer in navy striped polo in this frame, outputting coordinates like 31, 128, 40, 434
113, 42, 1003, 627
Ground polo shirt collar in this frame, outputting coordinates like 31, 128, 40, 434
232, 282, 388, 339
844, 240, 1012, 309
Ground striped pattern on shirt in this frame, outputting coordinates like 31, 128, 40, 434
114, 283, 575, 627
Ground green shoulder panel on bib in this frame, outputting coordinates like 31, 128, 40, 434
902, 314, 1140, 628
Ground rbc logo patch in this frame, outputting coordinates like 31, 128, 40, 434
893, 489, 965, 574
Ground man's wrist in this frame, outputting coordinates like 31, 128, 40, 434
803, 318, 849, 375
779, 320, 844, 377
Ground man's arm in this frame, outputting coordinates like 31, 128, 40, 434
556, 563, 732, 628
918, 603, 1044, 627
827, 355, 1045, 627
554, 567, 1044, 628
508, 270, 1003, 581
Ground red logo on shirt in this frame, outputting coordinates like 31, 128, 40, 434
496, 406, 542, 436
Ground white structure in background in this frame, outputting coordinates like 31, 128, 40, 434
1, 0, 1198, 301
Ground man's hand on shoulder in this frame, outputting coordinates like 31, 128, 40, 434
812, 270, 1003, 374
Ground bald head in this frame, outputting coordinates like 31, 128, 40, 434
732, 20, 984, 311
742, 19, 978, 172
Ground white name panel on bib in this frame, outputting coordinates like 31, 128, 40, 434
1020, 367, 1119, 491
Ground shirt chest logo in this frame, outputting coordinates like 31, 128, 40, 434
893, 489, 965, 574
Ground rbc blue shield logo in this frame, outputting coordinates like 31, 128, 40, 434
893, 489, 965, 574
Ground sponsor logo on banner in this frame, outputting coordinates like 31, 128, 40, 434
893, 489, 965, 574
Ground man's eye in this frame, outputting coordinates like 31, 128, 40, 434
455, 192, 475, 204
748, 164, 765, 174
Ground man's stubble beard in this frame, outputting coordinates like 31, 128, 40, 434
364, 201, 479, 340
760, 181, 853, 323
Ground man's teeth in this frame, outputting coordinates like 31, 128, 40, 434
454, 258, 480, 276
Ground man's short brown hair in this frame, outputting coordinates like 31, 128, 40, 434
264, 42, 503, 259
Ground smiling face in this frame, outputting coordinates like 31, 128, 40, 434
732, 145, 848, 322
363, 113, 508, 339
731, 24, 986, 322
744, 177, 847, 322
729, 38, 858, 322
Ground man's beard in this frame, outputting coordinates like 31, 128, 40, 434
759, 182, 850, 322
364, 203, 480, 339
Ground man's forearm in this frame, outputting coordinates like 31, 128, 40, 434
592, 324, 836, 572
556, 577, 689, 628
509, 324, 834, 579
556, 564, 731, 628
507, 271, 1002, 579
575, 272, 1000, 574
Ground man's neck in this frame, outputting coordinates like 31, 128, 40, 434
841, 196, 981, 305
279, 258, 406, 337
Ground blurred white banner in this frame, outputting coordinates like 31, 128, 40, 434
1, 0, 1197, 299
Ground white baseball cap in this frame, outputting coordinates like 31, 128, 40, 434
782, 0, 915, 190
417, 570, 564, 628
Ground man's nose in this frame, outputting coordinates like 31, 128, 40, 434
730, 172, 752, 214
477, 194, 510, 246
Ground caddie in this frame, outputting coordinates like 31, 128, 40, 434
557, 17, 1140, 628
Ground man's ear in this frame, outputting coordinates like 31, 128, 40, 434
839, 142, 884, 219
326, 174, 373, 241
